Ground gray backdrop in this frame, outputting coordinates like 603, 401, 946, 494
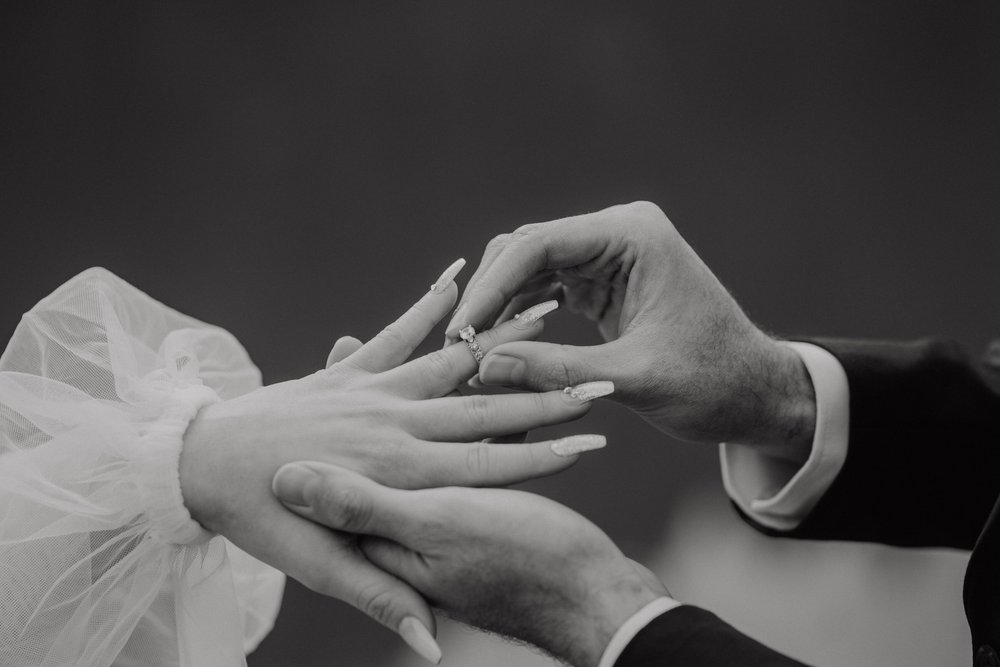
2, 3, 999, 665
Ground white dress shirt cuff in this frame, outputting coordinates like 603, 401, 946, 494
720, 341, 850, 531
597, 597, 682, 667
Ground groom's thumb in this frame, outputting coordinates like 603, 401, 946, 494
478, 340, 619, 392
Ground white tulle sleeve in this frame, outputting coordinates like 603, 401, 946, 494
0, 268, 285, 667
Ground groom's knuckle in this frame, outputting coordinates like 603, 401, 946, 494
487, 233, 511, 251
558, 346, 589, 385
511, 223, 540, 240
318, 485, 373, 532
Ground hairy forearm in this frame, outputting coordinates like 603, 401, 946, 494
739, 336, 817, 462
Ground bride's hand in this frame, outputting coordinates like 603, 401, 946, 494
445, 202, 816, 454
178, 259, 606, 659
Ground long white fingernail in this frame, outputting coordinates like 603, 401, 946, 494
512, 300, 559, 329
550, 434, 607, 457
563, 381, 615, 402
430, 258, 466, 294
399, 616, 442, 664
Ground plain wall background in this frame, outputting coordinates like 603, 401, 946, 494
2, 3, 999, 665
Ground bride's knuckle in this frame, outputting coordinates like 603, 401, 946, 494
463, 395, 493, 430
356, 582, 397, 626
464, 443, 492, 479
529, 391, 549, 415
424, 350, 456, 383
377, 323, 408, 349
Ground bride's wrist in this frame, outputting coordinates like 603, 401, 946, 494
179, 403, 227, 532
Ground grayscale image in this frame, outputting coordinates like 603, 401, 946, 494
1, 3, 999, 666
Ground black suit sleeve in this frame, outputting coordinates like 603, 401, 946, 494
615, 606, 808, 666
743, 337, 1000, 550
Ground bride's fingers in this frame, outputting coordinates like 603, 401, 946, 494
401, 389, 598, 442
349, 258, 465, 373
326, 335, 364, 368
385, 300, 559, 399
386, 434, 606, 488
317, 546, 440, 664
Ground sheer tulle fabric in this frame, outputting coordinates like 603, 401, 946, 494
0, 268, 284, 666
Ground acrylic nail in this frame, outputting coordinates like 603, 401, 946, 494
550, 434, 607, 457
430, 258, 466, 294
512, 300, 559, 329
399, 616, 442, 664
563, 381, 615, 402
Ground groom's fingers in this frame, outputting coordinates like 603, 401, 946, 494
350, 259, 465, 374
402, 389, 593, 442
478, 339, 626, 394
445, 206, 627, 341
326, 335, 364, 368
386, 302, 555, 399
274, 462, 425, 544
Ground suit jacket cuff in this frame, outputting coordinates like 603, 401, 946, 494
721, 341, 850, 531
614, 605, 808, 666
598, 597, 681, 667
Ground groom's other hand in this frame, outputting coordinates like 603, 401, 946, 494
273, 463, 668, 667
449, 202, 816, 459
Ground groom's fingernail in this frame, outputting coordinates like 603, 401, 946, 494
444, 303, 468, 338
550, 434, 607, 457
563, 381, 615, 402
478, 354, 526, 385
430, 258, 466, 294
399, 616, 442, 664
272, 463, 319, 505
511, 300, 559, 330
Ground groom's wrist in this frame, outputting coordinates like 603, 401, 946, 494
555, 577, 664, 667
730, 336, 817, 463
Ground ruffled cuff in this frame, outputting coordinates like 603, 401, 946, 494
0, 268, 283, 667
137, 383, 219, 545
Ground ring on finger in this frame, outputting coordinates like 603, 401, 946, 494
458, 325, 486, 363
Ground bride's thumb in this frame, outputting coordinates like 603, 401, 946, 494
477, 340, 619, 392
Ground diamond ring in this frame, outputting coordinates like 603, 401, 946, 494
458, 325, 485, 363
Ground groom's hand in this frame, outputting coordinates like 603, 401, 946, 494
273, 462, 668, 667
449, 202, 817, 457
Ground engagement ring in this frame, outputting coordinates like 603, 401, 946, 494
458, 325, 485, 363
